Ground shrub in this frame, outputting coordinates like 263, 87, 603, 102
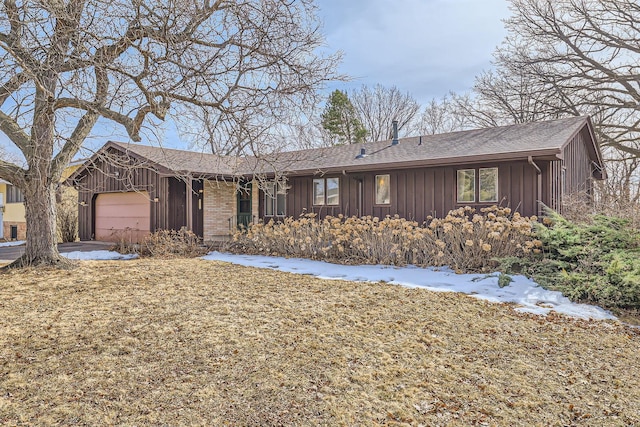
502, 210, 640, 311
111, 228, 207, 258
139, 228, 207, 258
225, 206, 540, 272
56, 187, 78, 243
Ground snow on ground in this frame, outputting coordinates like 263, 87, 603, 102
61, 250, 138, 261
0, 240, 25, 247
203, 251, 616, 321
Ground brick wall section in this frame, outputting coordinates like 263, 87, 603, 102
251, 178, 260, 222
203, 180, 236, 241
3, 221, 27, 241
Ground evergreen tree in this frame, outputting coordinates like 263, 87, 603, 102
321, 90, 367, 145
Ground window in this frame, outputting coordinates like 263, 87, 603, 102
313, 179, 325, 205
457, 169, 475, 203
375, 174, 390, 205
457, 167, 499, 203
313, 177, 340, 206
264, 181, 286, 216
479, 168, 498, 202
6, 184, 24, 203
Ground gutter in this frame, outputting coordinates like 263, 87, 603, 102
528, 156, 543, 216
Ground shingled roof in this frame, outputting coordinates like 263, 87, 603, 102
77, 116, 602, 178
251, 116, 602, 175
106, 142, 245, 176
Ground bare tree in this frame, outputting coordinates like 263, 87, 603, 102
0, 0, 340, 267
415, 94, 470, 135
350, 84, 420, 142
461, 69, 577, 128
501, 0, 640, 157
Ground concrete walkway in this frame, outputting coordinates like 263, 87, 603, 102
0, 241, 113, 263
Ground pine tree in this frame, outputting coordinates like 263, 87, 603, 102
321, 90, 367, 145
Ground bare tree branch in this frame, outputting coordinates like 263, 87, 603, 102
350, 84, 420, 142
0, 0, 341, 265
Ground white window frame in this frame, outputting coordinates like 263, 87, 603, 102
264, 181, 286, 216
313, 179, 325, 206
313, 177, 340, 206
375, 174, 391, 205
479, 167, 499, 203
457, 169, 476, 203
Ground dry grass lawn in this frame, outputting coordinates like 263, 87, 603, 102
0, 258, 638, 426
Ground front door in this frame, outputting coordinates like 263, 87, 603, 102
192, 180, 204, 238
237, 183, 252, 229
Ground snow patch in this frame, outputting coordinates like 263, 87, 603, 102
0, 240, 25, 247
61, 250, 138, 261
202, 251, 616, 321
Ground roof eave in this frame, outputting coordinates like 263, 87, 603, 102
68, 141, 177, 184
558, 116, 607, 180
274, 149, 562, 177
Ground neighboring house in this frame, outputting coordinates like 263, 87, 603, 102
70, 116, 606, 243
0, 161, 86, 241
0, 179, 26, 240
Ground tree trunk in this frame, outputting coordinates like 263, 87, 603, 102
7, 179, 67, 268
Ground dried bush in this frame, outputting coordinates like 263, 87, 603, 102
56, 187, 78, 243
225, 206, 540, 272
561, 191, 640, 229
108, 228, 140, 254
139, 228, 207, 258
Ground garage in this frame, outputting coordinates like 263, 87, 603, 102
94, 192, 151, 242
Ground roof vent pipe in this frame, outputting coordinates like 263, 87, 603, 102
355, 147, 366, 159
391, 120, 399, 145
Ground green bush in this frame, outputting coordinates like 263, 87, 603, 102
501, 210, 640, 311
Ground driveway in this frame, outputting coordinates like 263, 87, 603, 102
0, 241, 113, 262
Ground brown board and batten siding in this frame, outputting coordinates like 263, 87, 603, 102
75, 147, 201, 240
543, 125, 599, 213
74, 116, 606, 238
76, 150, 166, 241
266, 160, 544, 222
561, 126, 596, 196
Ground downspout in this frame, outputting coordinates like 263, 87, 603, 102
528, 156, 542, 217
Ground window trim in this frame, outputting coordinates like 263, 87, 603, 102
326, 177, 340, 206
264, 181, 286, 217
479, 167, 499, 203
313, 177, 340, 206
457, 167, 500, 204
6, 184, 24, 204
312, 178, 325, 206
456, 169, 476, 203
375, 174, 391, 205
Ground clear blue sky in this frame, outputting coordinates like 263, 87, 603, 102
0, 0, 511, 159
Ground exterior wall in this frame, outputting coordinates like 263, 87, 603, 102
542, 127, 597, 214
562, 127, 594, 195
251, 179, 260, 222
203, 179, 236, 241
0, 182, 27, 240
2, 221, 27, 241
259, 160, 545, 222
75, 150, 167, 240
3, 199, 26, 223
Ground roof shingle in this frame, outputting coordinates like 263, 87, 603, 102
98, 116, 595, 177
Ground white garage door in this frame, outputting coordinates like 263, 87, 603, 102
95, 192, 151, 242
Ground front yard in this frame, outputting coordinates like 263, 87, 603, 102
0, 258, 638, 425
